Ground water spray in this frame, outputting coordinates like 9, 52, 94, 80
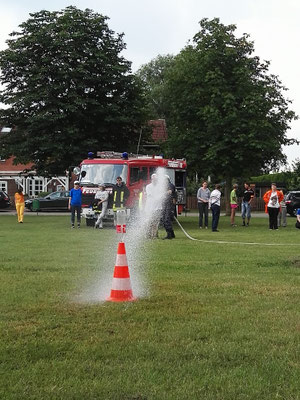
116, 209, 127, 238
106, 210, 136, 302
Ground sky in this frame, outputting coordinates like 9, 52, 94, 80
0, 0, 299, 167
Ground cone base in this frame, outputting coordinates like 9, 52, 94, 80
106, 296, 137, 303
106, 289, 136, 302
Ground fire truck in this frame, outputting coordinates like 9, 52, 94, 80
74, 151, 187, 223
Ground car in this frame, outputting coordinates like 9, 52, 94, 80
0, 191, 11, 209
286, 191, 300, 217
25, 190, 70, 211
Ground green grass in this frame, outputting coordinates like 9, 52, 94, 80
1, 214, 300, 400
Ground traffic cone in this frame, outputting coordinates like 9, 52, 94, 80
107, 241, 136, 302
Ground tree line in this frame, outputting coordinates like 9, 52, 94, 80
0, 7, 298, 191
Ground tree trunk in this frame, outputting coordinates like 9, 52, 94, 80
225, 175, 232, 216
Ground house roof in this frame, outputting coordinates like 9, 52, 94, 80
0, 126, 34, 172
0, 156, 34, 173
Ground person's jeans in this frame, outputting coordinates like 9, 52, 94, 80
211, 204, 220, 231
198, 202, 208, 227
241, 201, 251, 219
71, 205, 81, 225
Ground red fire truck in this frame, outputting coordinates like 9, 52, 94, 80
74, 151, 187, 222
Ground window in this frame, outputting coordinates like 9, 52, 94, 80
175, 171, 185, 187
49, 192, 62, 199
165, 169, 175, 184
141, 167, 148, 181
149, 167, 157, 177
28, 179, 43, 196
130, 167, 140, 185
81, 164, 128, 185
0, 181, 7, 192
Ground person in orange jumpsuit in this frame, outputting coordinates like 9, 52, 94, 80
14, 188, 25, 223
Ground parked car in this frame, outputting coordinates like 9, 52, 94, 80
0, 191, 11, 209
25, 191, 70, 211
286, 191, 300, 217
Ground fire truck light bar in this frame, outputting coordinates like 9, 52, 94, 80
96, 151, 164, 160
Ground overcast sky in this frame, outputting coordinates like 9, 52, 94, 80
0, 0, 299, 166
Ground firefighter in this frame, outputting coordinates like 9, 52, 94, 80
162, 175, 176, 239
112, 176, 130, 212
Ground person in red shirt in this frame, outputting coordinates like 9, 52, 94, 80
14, 188, 25, 223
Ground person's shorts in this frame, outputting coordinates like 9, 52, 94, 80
230, 204, 238, 209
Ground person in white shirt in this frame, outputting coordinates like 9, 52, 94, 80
197, 181, 210, 229
94, 183, 109, 229
209, 184, 222, 232
263, 183, 283, 230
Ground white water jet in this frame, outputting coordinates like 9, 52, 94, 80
124, 167, 168, 298
75, 167, 168, 303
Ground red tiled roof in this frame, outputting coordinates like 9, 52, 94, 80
0, 157, 34, 172
149, 119, 168, 142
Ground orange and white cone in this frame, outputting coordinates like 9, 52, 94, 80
107, 242, 136, 302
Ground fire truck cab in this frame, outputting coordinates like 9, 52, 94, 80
75, 151, 187, 224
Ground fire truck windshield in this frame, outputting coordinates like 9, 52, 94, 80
80, 164, 128, 185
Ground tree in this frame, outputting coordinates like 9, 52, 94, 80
0, 6, 145, 175
153, 19, 297, 206
136, 54, 175, 119
289, 159, 300, 189
250, 158, 300, 190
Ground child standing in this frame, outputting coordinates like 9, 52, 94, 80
15, 188, 25, 223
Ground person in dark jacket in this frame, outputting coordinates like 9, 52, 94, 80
112, 176, 130, 211
162, 176, 176, 240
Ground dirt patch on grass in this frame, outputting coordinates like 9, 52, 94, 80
290, 258, 300, 268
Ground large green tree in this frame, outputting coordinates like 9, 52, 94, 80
288, 158, 300, 189
137, 54, 175, 120
142, 19, 298, 202
0, 6, 145, 175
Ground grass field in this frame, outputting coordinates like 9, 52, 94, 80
1, 213, 300, 400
